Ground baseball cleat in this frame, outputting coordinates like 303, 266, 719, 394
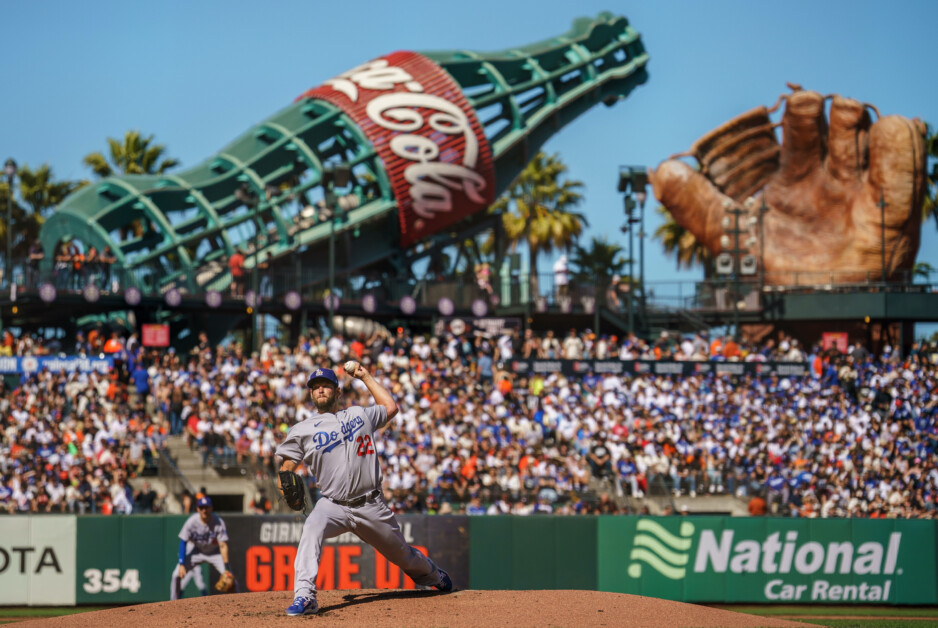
286, 595, 319, 616
434, 569, 454, 593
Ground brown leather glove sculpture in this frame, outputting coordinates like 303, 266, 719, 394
649, 84, 927, 285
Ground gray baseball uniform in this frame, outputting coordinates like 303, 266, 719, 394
276, 403, 442, 599
170, 513, 235, 599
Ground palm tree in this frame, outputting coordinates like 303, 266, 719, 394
654, 205, 712, 269
83, 130, 179, 178
914, 261, 935, 283
0, 177, 39, 262
17, 163, 86, 216
571, 237, 627, 286
486, 152, 587, 294
571, 237, 628, 311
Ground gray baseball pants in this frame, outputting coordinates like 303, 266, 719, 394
294, 494, 441, 598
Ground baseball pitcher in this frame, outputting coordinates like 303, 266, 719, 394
276, 363, 453, 616
170, 495, 238, 599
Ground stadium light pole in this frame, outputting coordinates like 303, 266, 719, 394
626, 196, 635, 334
4, 159, 16, 288
619, 193, 636, 335
322, 163, 351, 336
618, 166, 647, 336
631, 169, 649, 327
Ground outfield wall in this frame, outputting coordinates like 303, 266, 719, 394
1, 515, 934, 605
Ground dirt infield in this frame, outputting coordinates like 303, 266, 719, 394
12, 590, 812, 627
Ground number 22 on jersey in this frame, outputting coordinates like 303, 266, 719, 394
355, 435, 375, 457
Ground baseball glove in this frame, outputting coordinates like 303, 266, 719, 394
279, 470, 305, 511
650, 83, 926, 285
215, 571, 235, 593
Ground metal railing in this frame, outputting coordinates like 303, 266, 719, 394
157, 452, 196, 513
4, 255, 935, 316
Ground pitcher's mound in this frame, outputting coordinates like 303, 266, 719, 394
24, 590, 811, 627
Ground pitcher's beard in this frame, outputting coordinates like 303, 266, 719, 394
314, 392, 338, 413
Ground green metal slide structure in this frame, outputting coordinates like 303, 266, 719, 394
39, 12, 648, 299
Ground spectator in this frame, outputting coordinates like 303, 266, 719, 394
475, 263, 493, 300
98, 245, 117, 290
27, 239, 44, 289
0, 325, 935, 522
587, 433, 613, 482
134, 481, 159, 513
553, 254, 570, 302
748, 494, 767, 516
54, 241, 72, 290
606, 275, 623, 311
562, 328, 584, 359
250, 489, 272, 514
130, 360, 150, 410
228, 248, 246, 297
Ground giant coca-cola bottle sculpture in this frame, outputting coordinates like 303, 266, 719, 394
41, 12, 648, 295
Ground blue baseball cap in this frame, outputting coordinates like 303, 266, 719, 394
307, 367, 339, 388
196, 496, 213, 509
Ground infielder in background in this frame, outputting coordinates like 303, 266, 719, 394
170, 495, 237, 599
276, 363, 452, 616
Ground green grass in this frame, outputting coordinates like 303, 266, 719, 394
796, 621, 938, 628
712, 606, 938, 618
710, 605, 938, 628
0, 607, 113, 619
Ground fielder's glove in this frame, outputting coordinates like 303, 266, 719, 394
279, 470, 305, 511
215, 571, 235, 593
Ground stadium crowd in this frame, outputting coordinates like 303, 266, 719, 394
0, 324, 936, 519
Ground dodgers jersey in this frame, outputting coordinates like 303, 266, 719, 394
275, 404, 389, 501
179, 513, 228, 555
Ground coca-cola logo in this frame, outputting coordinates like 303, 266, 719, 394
299, 53, 494, 247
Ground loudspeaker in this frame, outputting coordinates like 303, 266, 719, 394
715, 253, 734, 275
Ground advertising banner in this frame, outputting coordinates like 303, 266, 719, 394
508, 359, 809, 378
0, 516, 76, 606
0, 517, 30, 605
142, 324, 170, 348
468, 516, 597, 591
434, 317, 522, 339
225, 514, 469, 593
0, 356, 114, 375
597, 517, 937, 604
76, 515, 184, 604
298, 52, 495, 248
822, 332, 849, 353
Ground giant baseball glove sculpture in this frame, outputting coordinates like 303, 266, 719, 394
650, 84, 927, 284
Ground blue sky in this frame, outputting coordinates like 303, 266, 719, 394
3, 0, 937, 334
